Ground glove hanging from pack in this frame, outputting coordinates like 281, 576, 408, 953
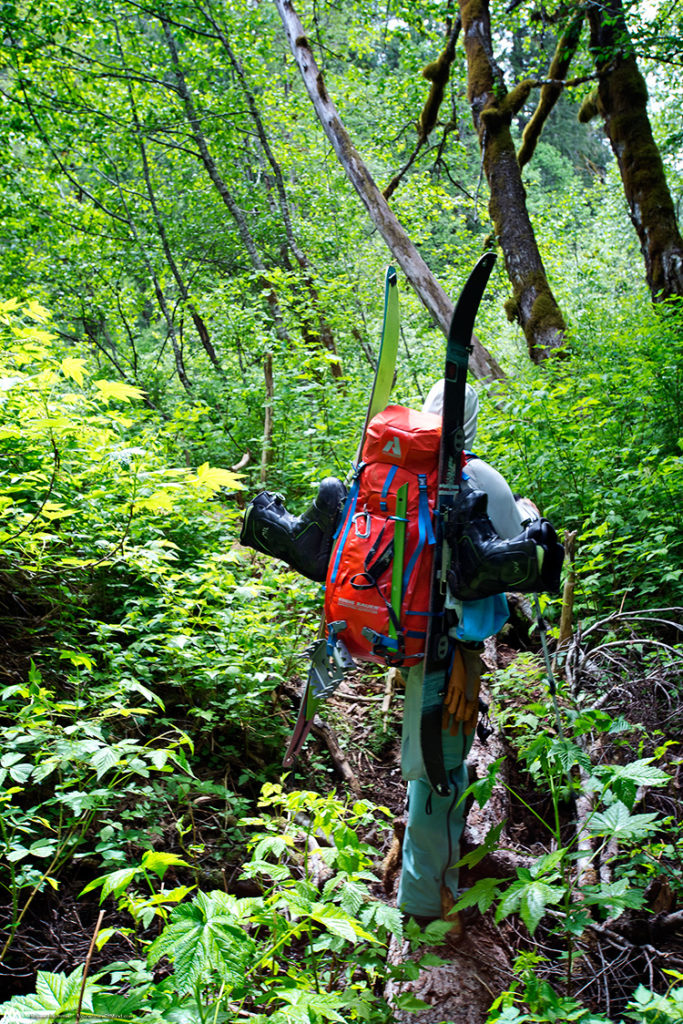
442, 642, 483, 736
446, 487, 564, 601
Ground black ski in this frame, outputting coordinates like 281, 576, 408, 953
420, 252, 497, 796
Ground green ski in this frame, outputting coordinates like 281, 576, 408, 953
283, 266, 400, 768
355, 266, 400, 464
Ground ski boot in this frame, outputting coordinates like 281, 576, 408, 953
240, 477, 347, 582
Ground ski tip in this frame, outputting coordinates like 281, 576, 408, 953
479, 251, 497, 272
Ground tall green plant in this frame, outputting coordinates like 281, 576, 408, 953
479, 300, 683, 615
0, 786, 448, 1023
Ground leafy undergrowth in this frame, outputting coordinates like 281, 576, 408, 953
464, 610, 683, 1024
3, 615, 683, 1023
0, 782, 448, 1023
2, 299, 683, 1021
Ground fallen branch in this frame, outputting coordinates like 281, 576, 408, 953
310, 718, 361, 794
231, 451, 252, 472
273, 0, 504, 382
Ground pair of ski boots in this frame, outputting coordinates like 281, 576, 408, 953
240, 477, 347, 583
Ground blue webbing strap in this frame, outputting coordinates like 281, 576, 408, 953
402, 473, 435, 593
380, 465, 397, 512
327, 621, 341, 657
362, 627, 399, 653
329, 475, 361, 584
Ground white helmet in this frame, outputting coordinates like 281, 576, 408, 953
422, 380, 478, 448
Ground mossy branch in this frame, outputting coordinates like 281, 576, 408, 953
578, 88, 599, 123
418, 19, 461, 142
383, 18, 461, 201
518, 11, 585, 168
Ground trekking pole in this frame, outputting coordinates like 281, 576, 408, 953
532, 593, 565, 741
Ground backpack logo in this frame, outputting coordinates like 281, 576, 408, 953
383, 436, 402, 458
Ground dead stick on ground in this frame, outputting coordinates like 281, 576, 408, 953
311, 719, 361, 794
76, 908, 105, 1023
382, 668, 403, 731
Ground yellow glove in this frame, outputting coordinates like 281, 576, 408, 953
442, 644, 482, 736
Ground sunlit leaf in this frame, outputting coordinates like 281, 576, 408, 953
60, 357, 86, 385
192, 462, 242, 492
24, 301, 51, 323
141, 850, 190, 880
93, 379, 146, 403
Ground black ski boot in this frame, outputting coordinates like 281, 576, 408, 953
240, 477, 347, 582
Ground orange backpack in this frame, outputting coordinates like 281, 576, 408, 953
324, 405, 442, 666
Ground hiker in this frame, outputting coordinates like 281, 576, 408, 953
241, 380, 563, 927
397, 380, 546, 925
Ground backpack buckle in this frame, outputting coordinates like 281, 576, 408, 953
353, 511, 371, 538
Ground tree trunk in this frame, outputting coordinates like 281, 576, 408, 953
585, 0, 683, 299
199, 7, 343, 377
458, 0, 566, 361
260, 350, 274, 484
161, 18, 292, 349
273, 0, 504, 382
117, 29, 224, 374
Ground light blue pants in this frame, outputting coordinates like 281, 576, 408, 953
397, 713, 475, 918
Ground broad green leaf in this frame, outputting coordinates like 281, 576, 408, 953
192, 462, 243, 492
455, 876, 503, 914
90, 745, 122, 780
530, 848, 567, 878
136, 490, 174, 512
310, 903, 378, 944
462, 757, 505, 809
147, 890, 255, 994
394, 992, 432, 1012
550, 738, 592, 773
366, 900, 403, 936
519, 882, 565, 935
455, 821, 505, 869
581, 879, 645, 914
58, 650, 94, 670
28, 840, 56, 858
80, 866, 140, 901
336, 879, 366, 916
495, 879, 564, 934
593, 757, 671, 811
253, 835, 291, 861
24, 301, 51, 323
597, 757, 669, 788
141, 850, 190, 880
0, 966, 101, 1021
271, 988, 348, 1022
587, 801, 659, 840
94, 926, 119, 950
0, 752, 25, 768
93, 379, 145, 403
6, 846, 29, 863
60, 357, 86, 385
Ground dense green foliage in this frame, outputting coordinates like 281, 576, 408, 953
480, 298, 683, 613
